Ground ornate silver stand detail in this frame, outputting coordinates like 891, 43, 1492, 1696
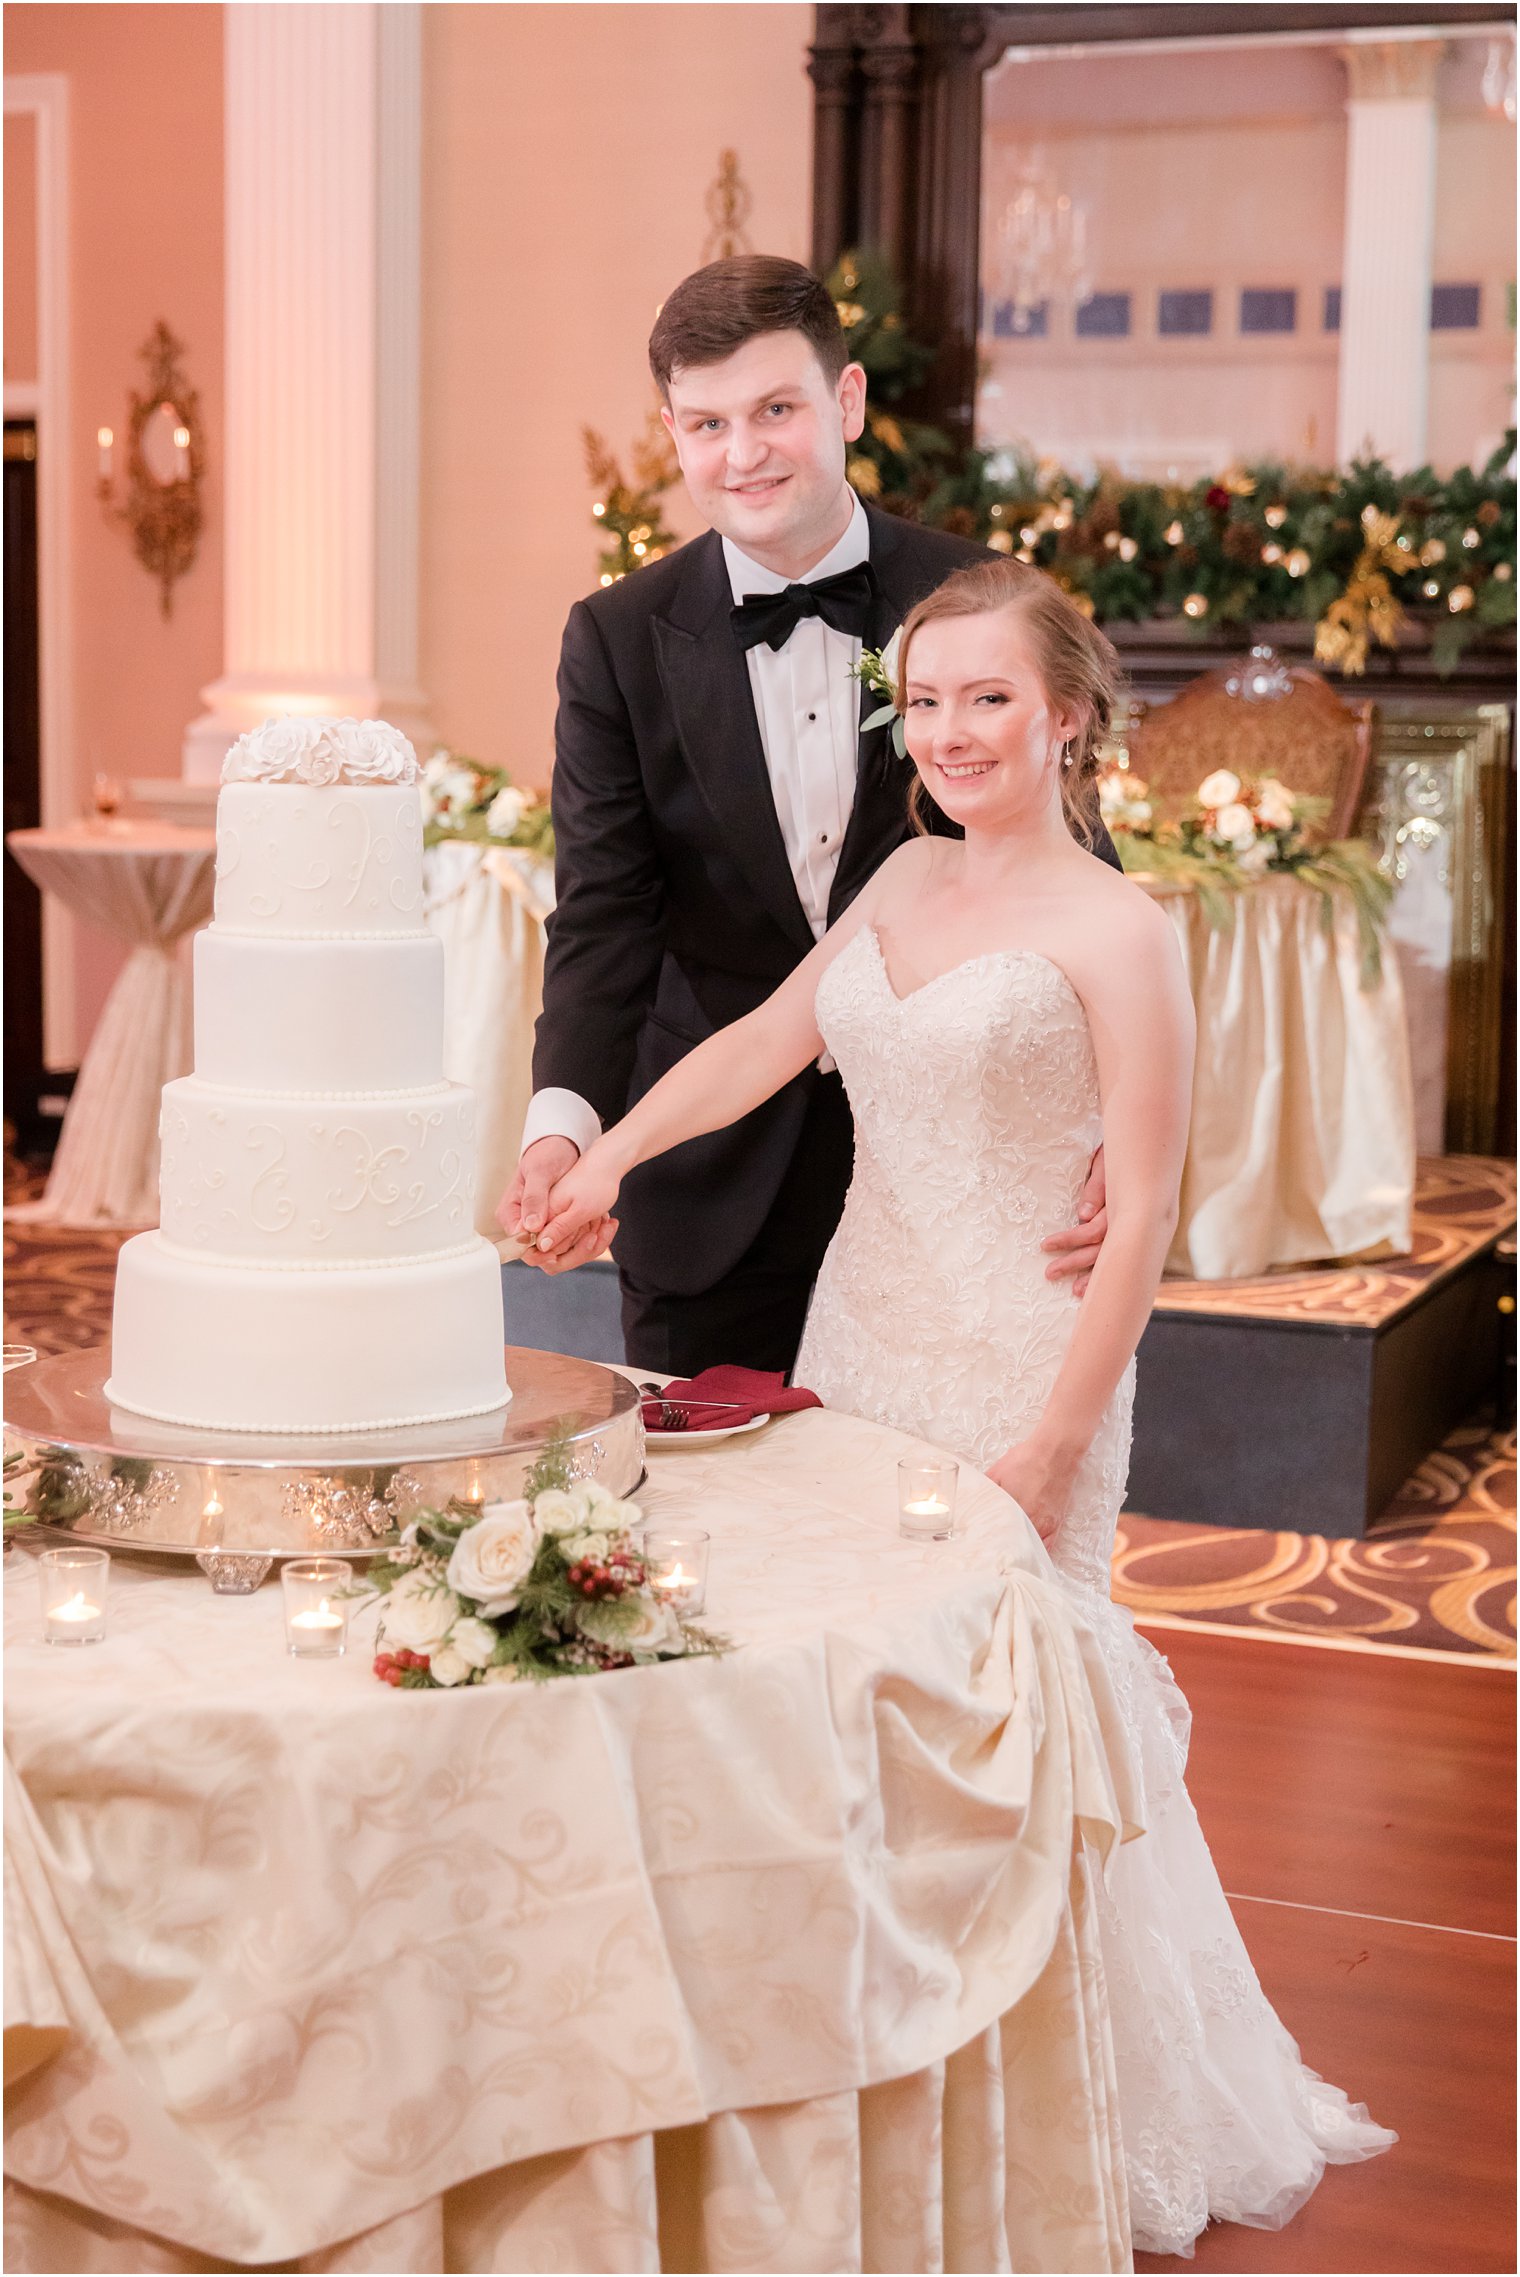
5, 1347, 644, 1569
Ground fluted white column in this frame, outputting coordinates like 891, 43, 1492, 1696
184, 2, 431, 781
1335, 39, 1443, 469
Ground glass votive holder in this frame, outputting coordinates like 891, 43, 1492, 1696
898, 1458, 958, 1541
38, 1547, 110, 1645
281, 1559, 351, 1658
641, 1529, 710, 1617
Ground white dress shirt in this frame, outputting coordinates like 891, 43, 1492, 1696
522, 495, 869, 1163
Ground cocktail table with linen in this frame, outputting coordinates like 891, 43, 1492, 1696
4, 1404, 1143, 2276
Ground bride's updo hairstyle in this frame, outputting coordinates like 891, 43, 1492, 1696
895, 558, 1122, 846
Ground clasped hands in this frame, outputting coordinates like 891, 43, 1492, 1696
499, 1137, 1110, 1299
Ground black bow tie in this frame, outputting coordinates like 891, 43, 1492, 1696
731, 561, 877, 653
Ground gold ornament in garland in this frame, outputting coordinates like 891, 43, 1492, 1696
583, 414, 680, 585
1314, 506, 1411, 675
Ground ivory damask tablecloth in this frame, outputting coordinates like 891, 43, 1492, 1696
1140, 871, 1415, 1280
4, 1407, 1142, 2275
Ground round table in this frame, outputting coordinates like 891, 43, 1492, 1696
6, 822, 217, 1229
4, 1402, 1141, 2274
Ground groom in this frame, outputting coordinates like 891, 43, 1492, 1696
502, 255, 1114, 1373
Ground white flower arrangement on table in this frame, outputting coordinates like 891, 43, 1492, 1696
362, 1437, 727, 1688
419, 748, 555, 860
1098, 761, 1393, 983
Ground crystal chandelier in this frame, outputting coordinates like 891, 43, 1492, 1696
990, 161, 1093, 334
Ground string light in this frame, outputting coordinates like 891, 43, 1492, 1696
1285, 549, 1311, 577
1263, 504, 1288, 529
1261, 543, 1283, 565
1117, 536, 1138, 562
1420, 538, 1446, 565
1422, 579, 1441, 598
1164, 521, 1184, 545
1183, 592, 1208, 618
1448, 585, 1475, 611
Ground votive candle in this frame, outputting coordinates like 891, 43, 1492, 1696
39, 1548, 110, 1645
640, 1529, 710, 1616
281, 1558, 350, 1659
898, 1459, 958, 1541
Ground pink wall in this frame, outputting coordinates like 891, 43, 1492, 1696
419, 3, 813, 789
4, 3, 224, 1046
4, 109, 38, 384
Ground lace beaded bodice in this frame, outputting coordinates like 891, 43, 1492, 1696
796, 924, 1131, 1596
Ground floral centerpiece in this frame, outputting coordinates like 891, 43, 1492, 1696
420, 748, 555, 859
362, 1442, 726, 1687
1098, 762, 1394, 981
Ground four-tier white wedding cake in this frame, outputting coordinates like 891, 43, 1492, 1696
107, 717, 512, 1433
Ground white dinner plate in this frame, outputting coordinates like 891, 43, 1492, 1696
644, 1411, 772, 1448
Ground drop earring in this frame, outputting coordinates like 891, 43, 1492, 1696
1061, 742, 1075, 770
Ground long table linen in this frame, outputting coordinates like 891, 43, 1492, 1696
5, 824, 218, 1229
4, 1407, 1143, 2274
1142, 872, 1415, 1280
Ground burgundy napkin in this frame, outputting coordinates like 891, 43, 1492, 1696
641, 1366, 823, 1435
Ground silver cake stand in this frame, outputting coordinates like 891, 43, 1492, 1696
4, 1346, 644, 1590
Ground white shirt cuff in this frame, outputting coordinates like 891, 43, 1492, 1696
519, 1087, 604, 1162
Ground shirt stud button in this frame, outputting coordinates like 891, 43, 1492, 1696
806, 712, 817, 723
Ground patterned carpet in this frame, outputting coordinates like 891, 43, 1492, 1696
5, 1154, 1513, 1663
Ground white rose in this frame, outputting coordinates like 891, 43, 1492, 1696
1213, 802, 1259, 852
1253, 778, 1296, 831
482, 1663, 522, 1685
880, 625, 904, 686
1198, 768, 1241, 810
336, 717, 418, 784
485, 785, 525, 839
1237, 839, 1272, 875
532, 1488, 584, 1536
446, 1500, 541, 1616
429, 1643, 471, 1687
448, 1614, 500, 1669
381, 1567, 462, 1654
562, 1530, 612, 1566
573, 1479, 642, 1532
579, 1592, 684, 1655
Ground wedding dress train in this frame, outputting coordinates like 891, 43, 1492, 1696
796, 926, 1395, 2260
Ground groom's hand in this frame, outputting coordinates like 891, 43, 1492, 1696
498, 1136, 581, 1263
1042, 1144, 1107, 1298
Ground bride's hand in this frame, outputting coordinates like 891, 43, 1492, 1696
986, 1435, 1082, 1545
530, 1146, 624, 1273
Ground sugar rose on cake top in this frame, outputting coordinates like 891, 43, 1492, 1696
222, 715, 419, 788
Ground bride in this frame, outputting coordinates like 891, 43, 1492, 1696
528, 556, 1394, 2256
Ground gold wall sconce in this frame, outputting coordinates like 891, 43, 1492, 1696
96, 321, 204, 618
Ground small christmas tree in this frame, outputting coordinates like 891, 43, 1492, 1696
583, 414, 681, 585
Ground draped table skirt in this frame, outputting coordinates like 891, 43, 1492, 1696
1142, 872, 1416, 1280
3, 1408, 1143, 2274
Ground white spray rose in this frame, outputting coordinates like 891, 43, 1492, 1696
531, 1488, 585, 1537
429, 1643, 471, 1687
482, 1663, 522, 1684
1253, 777, 1296, 831
1237, 839, 1273, 876
381, 1567, 462, 1654
446, 1499, 541, 1616
562, 1531, 612, 1566
1213, 802, 1259, 852
579, 1593, 685, 1655
485, 784, 525, 839
572, 1479, 644, 1532
447, 1615, 500, 1669
1198, 768, 1242, 810
879, 624, 904, 688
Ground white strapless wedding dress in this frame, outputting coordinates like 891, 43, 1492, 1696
797, 927, 1395, 2260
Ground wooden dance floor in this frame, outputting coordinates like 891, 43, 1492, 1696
1135, 1629, 1516, 2275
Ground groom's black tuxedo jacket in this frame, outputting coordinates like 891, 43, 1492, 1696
534, 502, 1116, 1296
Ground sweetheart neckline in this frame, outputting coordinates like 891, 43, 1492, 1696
862, 925, 1081, 1012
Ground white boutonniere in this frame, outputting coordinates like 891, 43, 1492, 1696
850, 627, 907, 757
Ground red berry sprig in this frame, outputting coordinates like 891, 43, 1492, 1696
373, 1648, 431, 1687
566, 1561, 626, 1601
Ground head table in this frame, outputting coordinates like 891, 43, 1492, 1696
4, 1403, 1143, 2276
